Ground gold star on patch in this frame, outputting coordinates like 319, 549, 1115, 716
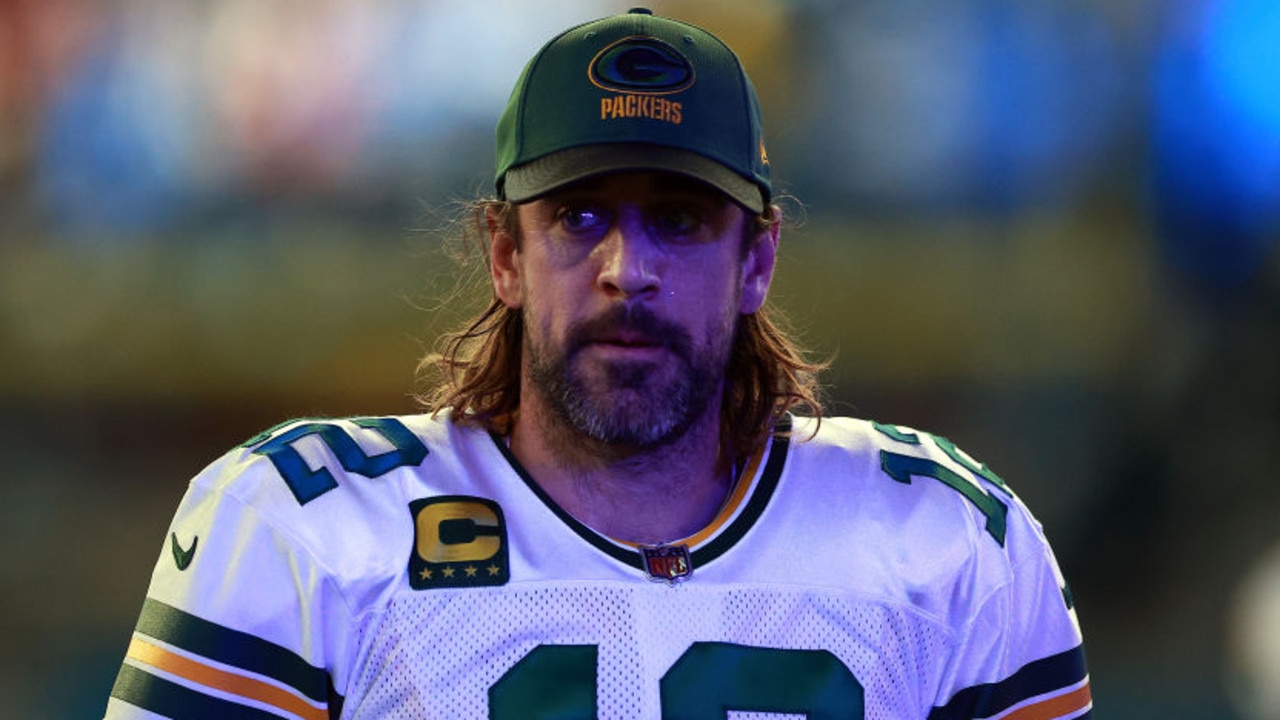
418, 568, 433, 581
442, 566, 455, 578
487, 564, 501, 576
464, 566, 478, 577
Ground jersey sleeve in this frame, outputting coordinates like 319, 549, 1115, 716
928, 486, 1092, 720
104, 446, 357, 720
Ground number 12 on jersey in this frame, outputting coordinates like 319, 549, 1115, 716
490, 642, 864, 719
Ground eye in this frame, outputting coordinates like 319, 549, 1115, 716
556, 205, 609, 235
649, 206, 709, 241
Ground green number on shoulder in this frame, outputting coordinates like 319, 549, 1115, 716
929, 434, 1008, 492
879, 451, 1008, 545
871, 421, 921, 445
872, 422, 1009, 494
872, 420, 1013, 545
246, 418, 428, 505
492, 642, 864, 719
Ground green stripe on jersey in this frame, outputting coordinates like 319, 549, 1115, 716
134, 597, 333, 704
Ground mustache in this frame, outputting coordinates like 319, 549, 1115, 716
565, 304, 693, 356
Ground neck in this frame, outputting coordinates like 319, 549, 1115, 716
508, 391, 733, 545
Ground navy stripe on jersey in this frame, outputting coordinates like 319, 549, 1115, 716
111, 663, 298, 720
134, 597, 333, 704
927, 644, 1089, 720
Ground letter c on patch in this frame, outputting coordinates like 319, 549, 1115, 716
415, 498, 502, 563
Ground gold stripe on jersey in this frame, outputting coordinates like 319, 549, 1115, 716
614, 444, 766, 550
126, 636, 328, 720
998, 680, 1092, 720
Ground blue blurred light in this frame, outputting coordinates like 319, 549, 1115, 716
1205, 0, 1280, 135
1152, 0, 1280, 292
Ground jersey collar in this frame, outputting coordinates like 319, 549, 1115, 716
490, 417, 792, 574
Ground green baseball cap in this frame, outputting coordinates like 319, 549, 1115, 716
495, 7, 771, 213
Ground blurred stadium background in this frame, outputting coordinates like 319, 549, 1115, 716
1, 0, 1278, 717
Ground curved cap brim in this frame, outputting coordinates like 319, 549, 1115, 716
502, 144, 765, 213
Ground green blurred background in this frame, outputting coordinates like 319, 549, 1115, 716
2, 0, 1278, 717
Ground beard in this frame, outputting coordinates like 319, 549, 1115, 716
526, 303, 736, 450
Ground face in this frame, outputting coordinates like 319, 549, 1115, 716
490, 171, 777, 450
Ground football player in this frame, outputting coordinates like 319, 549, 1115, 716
105, 8, 1090, 719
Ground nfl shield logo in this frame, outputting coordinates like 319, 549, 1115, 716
641, 544, 693, 584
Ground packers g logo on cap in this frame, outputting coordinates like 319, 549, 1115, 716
409, 496, 509, 590
590, 37, 695, 94
592, 37, 692, 125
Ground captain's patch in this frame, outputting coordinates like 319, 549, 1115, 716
409, 496, 509, 590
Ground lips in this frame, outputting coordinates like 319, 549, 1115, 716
586, 335, 668, 362
597, 331, 664, 348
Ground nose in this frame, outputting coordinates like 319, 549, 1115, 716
596, 213, 661, 299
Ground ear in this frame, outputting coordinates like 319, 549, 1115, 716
489, 205, 523, 309
738, 207, 780, 315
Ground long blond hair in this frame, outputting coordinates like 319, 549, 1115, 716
416, 199, 825, 458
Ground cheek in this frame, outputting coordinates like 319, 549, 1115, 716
674, 268, 743, 344
672, 260, 742, 309
522, 242, 595, 302
518, 278, 577, 343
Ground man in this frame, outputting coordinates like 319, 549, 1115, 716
106, 9, 1090, 719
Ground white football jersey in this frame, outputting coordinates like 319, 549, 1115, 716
104, 412, 1090, 719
